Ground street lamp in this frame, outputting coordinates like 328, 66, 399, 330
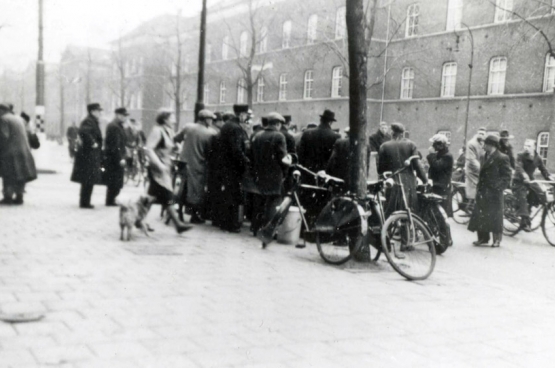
452, 22, 474, 148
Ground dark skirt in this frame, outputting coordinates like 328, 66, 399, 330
148, 170, 173, 205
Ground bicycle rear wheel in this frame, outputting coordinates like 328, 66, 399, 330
541, 203, 555, 246
503, 193, 520, 236
316, 227, 362, 265
381, 213, 436, 281
451, 188, 470, 225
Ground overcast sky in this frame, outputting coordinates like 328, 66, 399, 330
0, 0, 210, 71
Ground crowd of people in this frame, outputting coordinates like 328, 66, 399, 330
3, 98, 553, 251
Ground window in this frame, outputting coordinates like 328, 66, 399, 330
488, 57, 507, 95
446, 0, 463, 31
538, 132, 550, 165
406, 4, 420, 37
494, 0, 513, 23
259, 27, 268, 53
279, 74, 288, 101
543, 54, 555, 92
222, 36, 229, 60
437, 130, 452, 144
237, 78, 246, 103
304, 70, 314, 99
282, 20, 292, 49
257, 77, 265, 102
335, 6, 347, 39
307, 14, 318, 44
219, 81, 226, 104
204, 85, 210, 104
240, 31, 248, 57
331, 66, 343, 97
400, 67, 415, 99
206, 43, 212, 63
441, 62, 457, 97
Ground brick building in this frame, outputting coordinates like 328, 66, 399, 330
115, 0, 555, 168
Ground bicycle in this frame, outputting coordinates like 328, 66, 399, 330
124, 147, 147, 187
451, 181, 472, 225
417, 185, 452, 255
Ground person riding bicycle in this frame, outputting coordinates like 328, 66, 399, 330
378, 122, 428, 218
513, 139, 552, 231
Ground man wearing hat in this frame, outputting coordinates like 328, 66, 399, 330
298, 109, 340, 175
465, 127, 486, 203
218, 104, 250, 232
174, 109, 218, 223
0, 103, 37, 205
250, 112, 289, 236
103, 107, 129, 206
512, 139, 552, 231
71, 103, 104, 209
378, 122, 428, 217
498, 129, 515, 169
468, 134, 512, 247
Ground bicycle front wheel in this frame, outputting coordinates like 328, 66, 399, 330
451, 188, 470, 225
381, 212, 436, 281
316, 227, 362, 265
541, 203, 555, 246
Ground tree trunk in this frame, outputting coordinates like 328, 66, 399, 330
247, 70, 254, 107
346, 0, 377, 261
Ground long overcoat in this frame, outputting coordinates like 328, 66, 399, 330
251, 126, 288, 196
298, 125, 340, 174
71, 115, 103, 185
219, 118, 249, 205
0, 112, 37, 183
468, 150, 512, 234
103, 119, 127, 189
378, 138, 427, 217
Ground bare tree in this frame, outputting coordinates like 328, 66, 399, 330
109, 37, 132, 107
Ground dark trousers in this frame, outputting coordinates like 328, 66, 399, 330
252, 194, 282, 234
477, 231, 502, 243
106, 185, 121, 205
514, 182, 545, 219
220, 202, 242, 231
3, 178, 25, 199
80, 183, 94, 206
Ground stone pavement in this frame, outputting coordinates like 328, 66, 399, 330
1, 141, 555, 367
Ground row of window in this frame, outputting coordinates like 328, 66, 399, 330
401, 54, 555, 99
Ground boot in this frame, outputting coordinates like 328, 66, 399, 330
13, 194, 23, 205
492, 232, 502, 247
165, 205, 193, 234
520, 217, 531, 232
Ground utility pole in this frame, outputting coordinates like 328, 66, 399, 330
194, 0, 207, 121
36, 0, 45, 132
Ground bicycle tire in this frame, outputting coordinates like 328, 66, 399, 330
380, 212, 436, 281
316, 227, 363, 265
541, 203, 555, 246
451, 188, 470, 225
530, 205, 543, 231
503, 193, 520, 236
424, 204, 451, 256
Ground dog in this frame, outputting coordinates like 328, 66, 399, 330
119, 195, 155, 241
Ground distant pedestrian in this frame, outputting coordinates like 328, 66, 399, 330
498, 130, 516, 169
468, 135, 512, 247
0, 103, 37, 205
66, 122, 78, 159
103, 108, 129, 206
250, 112, 289, 236
298, 109, 340, 176
219, 104, 250, 233
174, 109, 217, 224
427, 134, 454, 216
144, 110, 192, 233
465, 128, 486, 201
70, 103, 104, 209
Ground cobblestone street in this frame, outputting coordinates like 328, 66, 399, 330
1, 142, 555, 367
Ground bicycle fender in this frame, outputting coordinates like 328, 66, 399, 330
314, 197, 367, 235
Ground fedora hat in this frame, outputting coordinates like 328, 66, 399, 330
87, 103, 103, 112
319, 109, 336, 122
115, 107, 129, 116
233, 104, 249, 115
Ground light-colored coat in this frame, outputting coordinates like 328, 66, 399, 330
0, 112, 37, 184
465, 135, 484, 199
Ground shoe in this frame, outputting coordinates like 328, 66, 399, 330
105, 203, 118, 207
13, 195, 23, 205
226, 227, 241, 233
0, 198, 13, 205
80, 204, 95, 209
473, 240, 489, 246
492, 241, 501, 248
176, 223, 193, 234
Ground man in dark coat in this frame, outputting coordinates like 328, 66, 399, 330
218, 104, 250, 232
298, 109, 340, 176
71, 103, 103, 209
512, 139, 551, 231
0, 104, 37, 205
326, 127, 351, 188
103, 107, 129, 206
427, 134, 454, 216
498, 129, 516, 169
369, 121, 391, 153
250, 112, 289, 235
468, 135, 512, 247
378, 123, 428, 217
